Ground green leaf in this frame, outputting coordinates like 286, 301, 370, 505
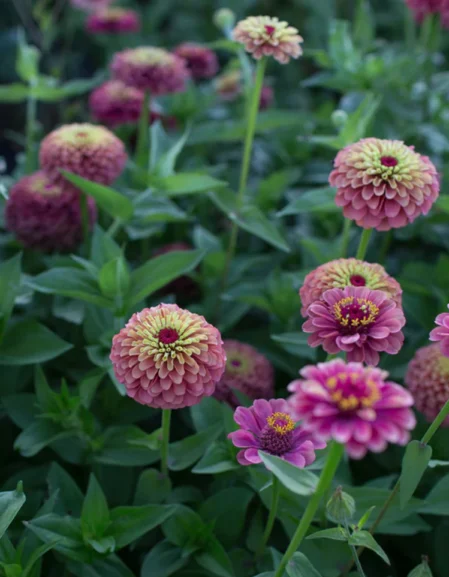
133, 195, 189, 224
141, 540, 188, 577
22, 540, 61, 577
15, 421, 73, 457
256, 168, 302, 211
0, 482, 26, 539
271, 332, 317, 361
192, 442, 239, 474
34, 365, 58, 413
0, 253, 21, 339
357, 506, 376, 530
196, 539, 235, 577
435, 195, 449, 215
306, 527, 348, 542
134, 469, 172, 505
0, 83, 28, 102
190, 397, 223, 431
408, 560, 433, 577
62, 172, 133, 221
98, 257, 130, 300
168, 424, 223, 471
86, 536, 116, 555
94, 426, 160, 467
16, 32, 40, 83
399, 441, 432, 509
90, 225, 122, 267
258, 452, 319, 496
286, 552, 323, 577
151, 123, 190, 177
109, 504, 176, 549
277, 187, 338, 216
81, 475, 110, 539
348, 531, 390, 565
47, 463, 84, 517
0, 320, 72, 365
420, 473, 449, 515
0, 564, 22, 577
154, 173, 228, 196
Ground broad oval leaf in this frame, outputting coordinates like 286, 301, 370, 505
154, 173, 228, 196
258, 452, 319, 496
348, 530, 390, 565
399, 440, 432, 509
109, 504, 176, 549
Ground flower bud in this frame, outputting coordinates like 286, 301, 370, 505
331, 109, 348, 129
213, 8, 235, 32
326, 486, 356, 524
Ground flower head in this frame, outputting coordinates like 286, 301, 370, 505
430, 305, 449, 357
303, 286, 405, 365
329, 138, 439, 231
215, 70, 242, 101
300, 258, 402, 317
39, 123, 127, 186
110, 304, 226, 409
214, 340, 274, 406
70, 0, 111, 12
405, 0, 449, 28
228, 398, 325, 466
111, 47, 190, 95
5, 171, 96, 252
89, 81, 144, 127
232, 16, 303, 64
173, 43, 218, 79
405, 343, 449, 426
287, 360, 416, 459
86, 8, 140, 34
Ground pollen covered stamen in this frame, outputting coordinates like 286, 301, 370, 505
325, 373, 380, 411
266, 412, 295, 435
260, 411, 295, 455
333, 297, 379, 332
350, 274, 366, 287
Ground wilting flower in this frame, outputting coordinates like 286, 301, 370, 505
228, 398, 325, 466
39, 123, 127, 186
405, 344, 449, 426
430, 305, 449, 357
89, 81, 144, 127
214, 340, 274, 406
5, 171, 96, 252
287, 359, 416, 459
173, 43, 218, 79
329, 138, 440, 231
303, 286, 405, 365
232, 16, 303, 64
111, 47, 190, 95
300, 258, 402, 317
70, 0, 111, 12
86, 8, 140, 34
153, 243, 198, 298
110, 304, 226, 409
405, 0, 449, 28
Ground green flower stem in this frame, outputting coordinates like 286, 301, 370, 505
25, 92, 37, 174
421, 398, 449, 444
80, 194, 90, 255
160, 409, 172, 477
256, 475, 280, 559
340, 219, 352, 258
273, 442, 344, 577
355, 228, 373, 260
344, 521, 367, 577
134, 91, 150, 184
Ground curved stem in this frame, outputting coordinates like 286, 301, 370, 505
25, 92, 37, 174
256, 475, 280, 559
344, 520, 367, 577
273, 442, 344, 577
160, 409, 171, 477
355, 229, 373, 260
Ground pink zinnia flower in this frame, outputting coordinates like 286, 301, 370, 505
89, 81, 144, 127
232, 16, 303, 64
110, 304, 226, 409
430, 305, 449, 357
405, 344, 449, 426
39, 123, 127, 186
111, 47, 190, 96
228, 398, 325, 466
405, 0, 449, 28
5, 171, 96, 252
70, 0, 111, 12
173, 43, 218, 79
214, 340, 274, 406
86, 8, 140, 34
300, 258, 402, 317
303, 286, 405, 365
329, 138, 440, 231
287, 360, 416, 459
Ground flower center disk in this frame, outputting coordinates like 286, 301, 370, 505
380, 155, 398, 167
259, 412, 295, 456
350, 274, 366, 287
264, 24, 276, 35
333, 297, 379, 333
158, 328, 179, 344
325, 372, 380, 411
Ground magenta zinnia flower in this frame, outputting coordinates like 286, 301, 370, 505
287, 360, 416, 459
5, 171, 96, 252
405, 0, 449, 28
173, 43, 218, 79
228, 398, 325, 466
329, 138, 439, 231
89, 81, 144, 127
303, 286, 405, 365
214, 340, 274, 406
111, 47, 190, 95
110, 304, 226, 409
39, 123, 127, 186
300, 258, 402, 317
232, 16, 303, 64
405, 344, 449, 426
86, 8, 140, 34
430, 305, 449, 357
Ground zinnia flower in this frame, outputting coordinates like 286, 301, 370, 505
173, 43, 218, 79
110, 304, 226, 409
430, 305, 449, 357
303, 286, 405, 365
287, 359, 416, 459
232, 16, 303, 64
89, 81, 144, 127
214, 340, 274, 406
111, 47, 190, 95
405, 343, 449, 426
5, 171, 96, 252
329, 138, 440, 231
39, 123, 127, 186
215, 70, 242, 101
300, 258, 402, 317
405, 0, 449, 28
86, 8, 140, 34
228, 398, 325, 466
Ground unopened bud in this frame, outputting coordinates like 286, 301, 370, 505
213, 8, 236, 32
331, 109, 348, 129
326, 486, 356, 524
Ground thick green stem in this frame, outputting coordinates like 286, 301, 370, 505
355, 229, 372, 260
256, 475, 280, 559
421, 398, 449, 444
25, 94, 37, 174
134, 91, 150, 183
273, 442, 344, 577
160, 409, 171, 477
340, 219, 352, 258
79, 194, 90, 254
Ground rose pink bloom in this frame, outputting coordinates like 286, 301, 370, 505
173, 43, 218, 79
430, 305, 449, 357
110, 304, 226, 409
70, 0, 111, 12
6, 171, 96, 252
303, 285, 405, 366
405, 0, 449, 27
86, 8, 140, 34
287, 359, 416, 459
214, 340, 274, 406
405, 343, 449, 426
228, 398, 326, 466
329, 138, 440, 231
89, 81, 144, 127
